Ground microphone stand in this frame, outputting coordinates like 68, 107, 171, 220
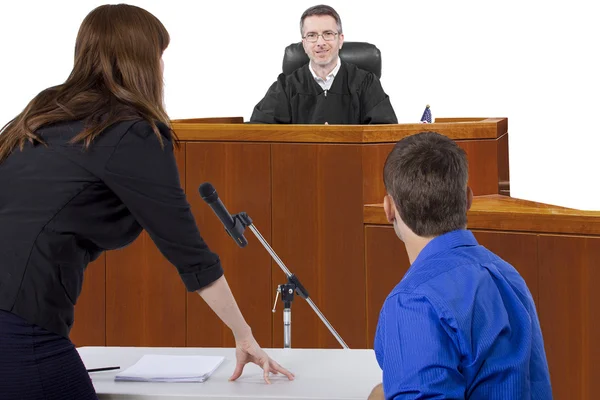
228, 212, 349, 349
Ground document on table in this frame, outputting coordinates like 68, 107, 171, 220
115, 354, 225, 383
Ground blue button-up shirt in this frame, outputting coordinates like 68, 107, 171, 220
374, 229, 552, 399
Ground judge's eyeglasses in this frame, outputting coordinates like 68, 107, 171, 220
303, 31, 339, 42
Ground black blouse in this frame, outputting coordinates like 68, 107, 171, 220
0, 119, 222, 337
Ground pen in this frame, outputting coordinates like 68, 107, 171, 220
87, 366, 121, 373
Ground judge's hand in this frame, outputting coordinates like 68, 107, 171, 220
229, 334, 295, 384
324, 122, 329, 125
368, 383, 384, 400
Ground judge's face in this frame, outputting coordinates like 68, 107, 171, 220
301, 15, 344, 70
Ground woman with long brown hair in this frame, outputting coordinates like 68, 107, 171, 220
0, 4, 293, 399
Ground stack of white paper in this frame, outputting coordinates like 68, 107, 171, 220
115, 354, 225, 383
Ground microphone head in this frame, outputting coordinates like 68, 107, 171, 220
199, 182, 218, 203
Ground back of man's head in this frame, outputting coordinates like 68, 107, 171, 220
300, 5, 343, 35
383, 132, 469, 237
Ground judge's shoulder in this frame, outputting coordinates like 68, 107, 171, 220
342, 61, 379, 85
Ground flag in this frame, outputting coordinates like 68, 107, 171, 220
420, 105, 432, 123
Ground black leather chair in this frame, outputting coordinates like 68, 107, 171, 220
282, 42, 382, 78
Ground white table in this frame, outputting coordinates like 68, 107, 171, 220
78, 347, 382, 400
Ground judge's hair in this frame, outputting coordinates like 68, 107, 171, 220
0, 4, 173, 163
383, 132, 469, 237
300, 5, 343, 35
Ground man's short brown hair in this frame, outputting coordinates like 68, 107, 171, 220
383, 132, 469, 237
300, 5, 343, 35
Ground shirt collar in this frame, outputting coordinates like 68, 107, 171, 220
309, 57, 341, 82
413, 229, 478, 266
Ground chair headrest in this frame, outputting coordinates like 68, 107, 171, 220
282, 42, 382, 79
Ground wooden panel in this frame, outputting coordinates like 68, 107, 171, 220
497, 132, 510, 196
471, 231, 538, 304
365, 226, 410, 347
538, 235, 600, 400
171, 116, 243, 124
361, 119, 506, 142
71, 254, 106, 346
271, 144, 366, 349
434, 117, 508, 139
365, 196, 600, 236
362, 140, 501, 205
458, 140, 499, 196
362, 144, 393, 205
468, 199, 600, 236
185, 143, 272, 348
435, 117, 492, 123
105, 147, 187, 346
171, 118, 506, 143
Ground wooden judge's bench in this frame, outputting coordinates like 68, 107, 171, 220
72, 117, 599, 400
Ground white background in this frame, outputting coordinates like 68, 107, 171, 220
1, 1, 598, 209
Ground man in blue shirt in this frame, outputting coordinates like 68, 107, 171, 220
370, 132, 552, 399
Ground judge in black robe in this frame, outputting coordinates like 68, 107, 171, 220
250, 61, 398, 125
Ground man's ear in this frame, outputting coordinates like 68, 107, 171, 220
383, 194, 396, 224
466, 186, 473, 211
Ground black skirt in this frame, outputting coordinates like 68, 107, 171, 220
0, 310, 98, 400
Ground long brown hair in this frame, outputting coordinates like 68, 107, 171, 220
0, 4, 173, 163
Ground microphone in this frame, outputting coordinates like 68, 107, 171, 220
199, 182, 248, 248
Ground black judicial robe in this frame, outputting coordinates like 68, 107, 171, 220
250, 61, 398, 124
